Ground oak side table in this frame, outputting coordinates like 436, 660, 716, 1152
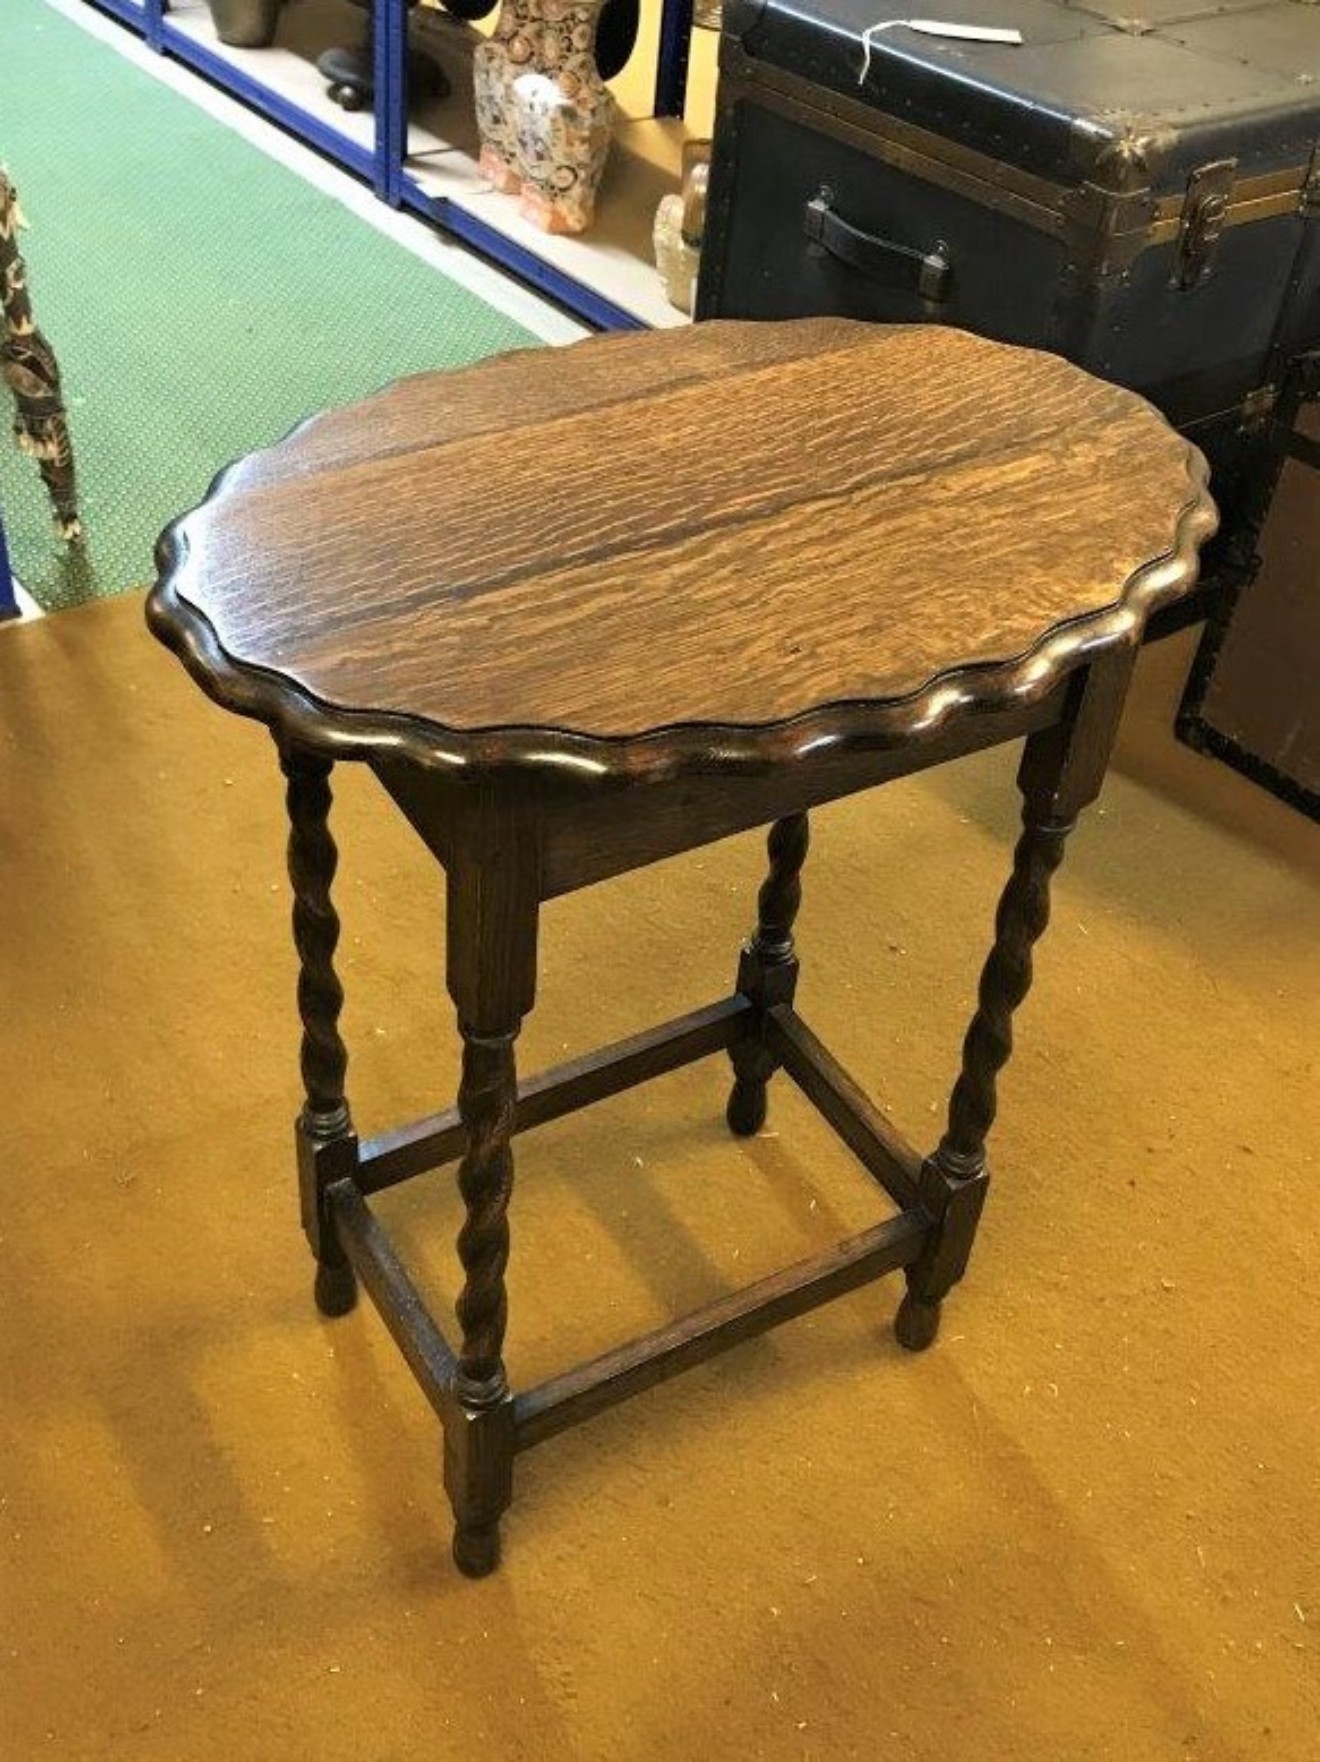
147, 319, 1216, 1577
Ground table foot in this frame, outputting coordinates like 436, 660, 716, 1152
443, 1392, 515, 1579
453, 1521, 502, 1578
726, 1078, 768, 1138
314, 1257, 358, 1318
894, 1291, 941, 1352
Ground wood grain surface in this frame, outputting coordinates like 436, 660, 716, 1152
152, 319, 1213, 750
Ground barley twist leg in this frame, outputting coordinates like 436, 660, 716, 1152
896, 812, 1073, 1351
281, 743, 359, 1318
727, 812, 810, 1136
454, 1028, 519, 1407
445, 1024, 520, 1576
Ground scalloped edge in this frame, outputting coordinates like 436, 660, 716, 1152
146, 448, 1216, 785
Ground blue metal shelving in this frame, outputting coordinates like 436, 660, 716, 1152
80, 0, 695, 329
0, 505, 17, 620
400, 181, 649, 331
652, 0, 692, 119
81, 0, 150, 30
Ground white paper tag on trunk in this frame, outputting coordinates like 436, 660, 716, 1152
859, 19, 1024, 84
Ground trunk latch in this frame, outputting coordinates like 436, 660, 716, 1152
1175, 160, 1236, 289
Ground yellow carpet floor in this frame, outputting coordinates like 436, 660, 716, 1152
2, 593, 1317, 1760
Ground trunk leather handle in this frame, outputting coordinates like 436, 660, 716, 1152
803, 191, 951, 304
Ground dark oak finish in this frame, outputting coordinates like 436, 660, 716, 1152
150, 319, 1211, 779
147, 318, 1215, 1578
765, 1008, 922, 1210
727, 812, 810, 1136
280, 741, 360, 1319
358, 997, 755, 1194
513, 1208, 931, 1451
329, 1179, 457, 1415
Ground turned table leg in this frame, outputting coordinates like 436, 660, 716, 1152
445, 1022, 521, 1577
896, 655, 1136, 1350
442, 808, 540, 1577
280, 741, 360, 1319
727, 812, 810, 1136
894, 807, 1071, 1350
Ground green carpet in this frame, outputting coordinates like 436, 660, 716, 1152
0, 0, 534, 610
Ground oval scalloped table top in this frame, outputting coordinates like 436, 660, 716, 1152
149, 318, 1215, 767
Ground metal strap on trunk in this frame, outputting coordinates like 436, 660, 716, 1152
719, 42, 1316, 275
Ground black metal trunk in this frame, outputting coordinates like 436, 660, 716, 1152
696, 0, 1320, 536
